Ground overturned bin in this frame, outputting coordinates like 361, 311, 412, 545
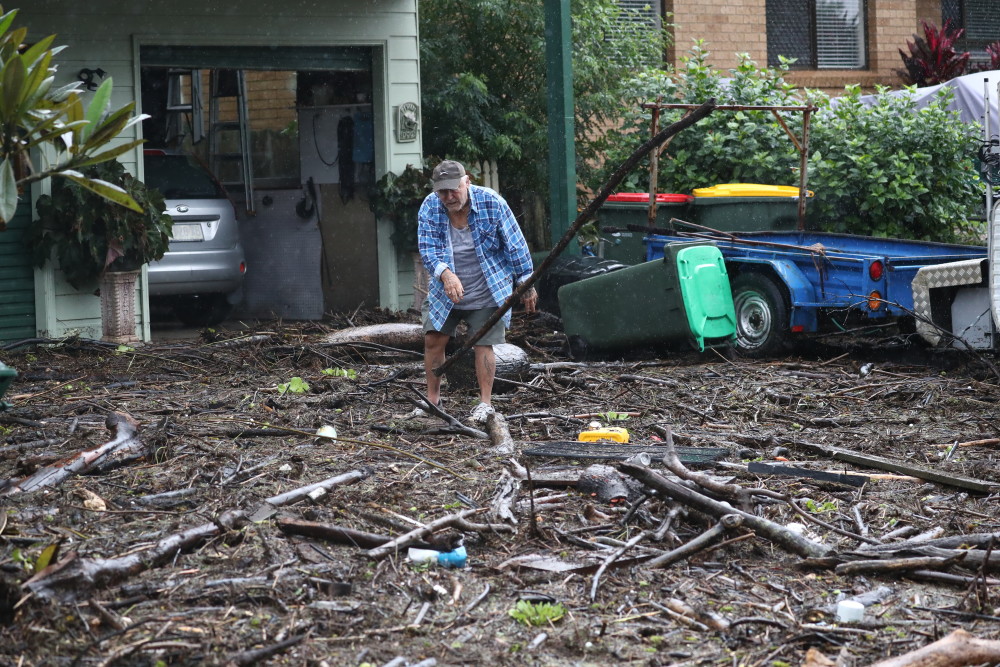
558, 241, 736, 357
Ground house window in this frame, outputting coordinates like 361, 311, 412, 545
767, 0, 867, 69
942, 0, 1000, 62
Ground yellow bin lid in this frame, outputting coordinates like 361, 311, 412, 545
693, 183, 814, 198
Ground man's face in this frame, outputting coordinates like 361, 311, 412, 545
437, 176, 469, 212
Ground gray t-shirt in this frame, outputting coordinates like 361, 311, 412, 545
450, 224, 493, 309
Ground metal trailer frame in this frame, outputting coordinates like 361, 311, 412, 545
640, 102, 817, 231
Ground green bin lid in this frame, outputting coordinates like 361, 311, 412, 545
674, 245, 736, 351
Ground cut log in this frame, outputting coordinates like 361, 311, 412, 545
444, 342, 529, 392
869, 629, 1000, 667
323, 323, 425, 351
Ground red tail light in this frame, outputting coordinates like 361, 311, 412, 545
869, 260, 884, 281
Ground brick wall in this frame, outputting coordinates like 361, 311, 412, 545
665, 0, 768, 70
663, 0, 927, 95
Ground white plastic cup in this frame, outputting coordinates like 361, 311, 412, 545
836, 600, 864, 623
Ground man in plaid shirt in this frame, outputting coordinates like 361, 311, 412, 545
417, 160, 537, 425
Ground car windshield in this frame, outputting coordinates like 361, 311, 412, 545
144, 154, 226, 199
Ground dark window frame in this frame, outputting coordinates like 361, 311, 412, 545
767, 0, 869, 70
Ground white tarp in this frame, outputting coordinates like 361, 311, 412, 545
858, 69, 1000, 126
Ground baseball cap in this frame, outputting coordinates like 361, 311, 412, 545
431, 160, 466, 191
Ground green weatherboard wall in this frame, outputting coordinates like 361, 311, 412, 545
0, 201, 36, 341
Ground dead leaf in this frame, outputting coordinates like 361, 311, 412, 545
802, 647, 835, 667
78, 488, 107, 512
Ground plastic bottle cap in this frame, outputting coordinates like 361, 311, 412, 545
836, 600, 864, 622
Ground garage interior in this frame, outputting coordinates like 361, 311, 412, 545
139, 46, 379, 320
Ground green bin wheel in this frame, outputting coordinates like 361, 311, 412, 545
567, 335, 591, 361
731, 273, 788, 357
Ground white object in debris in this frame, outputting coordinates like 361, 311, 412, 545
407, 548, 439, 564
836, 600, 865, 623
316, 425, 338, 440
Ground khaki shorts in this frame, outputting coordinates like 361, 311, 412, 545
422, 304, 506, 345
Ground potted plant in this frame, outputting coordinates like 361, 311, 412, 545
27, 159, 173, 343
368, 163, 433, 309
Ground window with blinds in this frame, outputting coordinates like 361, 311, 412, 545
611, 1, 663, 65
767, 0, 867, 69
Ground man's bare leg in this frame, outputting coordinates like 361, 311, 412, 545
473, 344, 496, 406
424, 331, 450, 407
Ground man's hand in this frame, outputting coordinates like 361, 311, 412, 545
521, 285, 538, 314
442, 269, 464, 303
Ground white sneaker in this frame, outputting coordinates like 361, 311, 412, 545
469, 402, 495, 426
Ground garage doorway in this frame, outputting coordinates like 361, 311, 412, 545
139, 45, 380, 319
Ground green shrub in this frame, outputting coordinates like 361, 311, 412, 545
592, 43, 983, 243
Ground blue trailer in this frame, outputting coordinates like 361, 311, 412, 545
645, 230, 987, 356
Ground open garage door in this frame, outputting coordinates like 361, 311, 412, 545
139, 45, 379, 319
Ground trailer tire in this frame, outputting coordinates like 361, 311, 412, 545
731, 274, 788, 357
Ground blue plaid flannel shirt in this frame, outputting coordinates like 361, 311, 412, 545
417, 184, 534, 331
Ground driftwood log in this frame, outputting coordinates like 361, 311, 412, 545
323, 323, 425, 351
869, 629, 1000, 667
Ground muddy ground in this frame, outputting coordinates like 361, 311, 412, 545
2, 308, 1000, 666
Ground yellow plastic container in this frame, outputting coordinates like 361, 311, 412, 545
577, 427, 630, 444
692, 183, 813, 198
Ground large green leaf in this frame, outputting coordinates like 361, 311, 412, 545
60, 172, 143, 212
0, 8, 19, 40
0, 158, 17, 225
0, 55, 26, 119
81, 77, 113, 143
20, 34, 56, 68
72, 138, 146, 169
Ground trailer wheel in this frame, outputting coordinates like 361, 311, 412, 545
731, 274, 788, 357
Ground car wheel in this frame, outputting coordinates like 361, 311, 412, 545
173, 294, 232, 327
731, 273, 788, 357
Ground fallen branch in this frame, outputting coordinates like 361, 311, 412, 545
224, 631, 309, 666
590, 531, 649, 601
3, 413, 149, 496
25, 469, 373, 601
276, 518, 400, 549
869, 628, 1000, 667
661, 425, 783, 511
248, 468, 374, 522
834, 555, 963, 576
644, 514, 743, 569
620, 462, 831, 559
365, 509, 481, 560
23, 509, 247, 602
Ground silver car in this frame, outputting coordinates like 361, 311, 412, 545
144, 150, 246, 326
